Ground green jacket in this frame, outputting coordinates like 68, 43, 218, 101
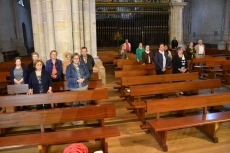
136, 47, 145, 61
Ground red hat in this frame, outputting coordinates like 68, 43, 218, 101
63, 143, 88, 153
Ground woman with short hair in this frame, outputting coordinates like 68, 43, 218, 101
172, 47, 188, 74
10, 57, 27, 85
45, 50, 63, 81
27, 60, 52, 110
66, 53, 90, 106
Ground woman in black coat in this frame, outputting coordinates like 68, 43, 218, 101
172, 47, 188, 74
27, 60, 53, 110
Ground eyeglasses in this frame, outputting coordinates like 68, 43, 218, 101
73, 58, 79, 60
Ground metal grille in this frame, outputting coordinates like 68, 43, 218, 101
96, 0, 170, 51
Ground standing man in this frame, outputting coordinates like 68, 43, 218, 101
80, 47, 95, 80
123, 39, 131, 53
154, 43, 169, 75
142, 45, 154, 65
195, 39, 205, 58
171, 37, 178, 50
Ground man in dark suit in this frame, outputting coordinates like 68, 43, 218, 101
171, 37, 178, 49
80, 47, 95, 80
154, 43, 169, 75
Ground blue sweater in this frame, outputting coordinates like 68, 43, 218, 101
45, 59, 63, 79
66, 63, 90, 89
10, 66, 27, 84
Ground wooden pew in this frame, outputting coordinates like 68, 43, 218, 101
114, 70, 156, 90
202, 61, 230, 79
0, 104, 120, 153
127, 79, 221, 123
0, 75, 8, 96
129, 79, 221, 101
115, 70, 155, 79
7, 84, 29, 95
0, 88, 108, 109
120, 72, 199, 97
116, 59, 140, 68
6, 80, 103, 96
141, 93, 230, 152
192, 56, 227, 65
52, 80, 103, 91
122, 64, 155, 71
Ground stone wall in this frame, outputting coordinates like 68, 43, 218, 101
183, 0, 229, 48
0, 0, 17, 52
0, 0, 33, 55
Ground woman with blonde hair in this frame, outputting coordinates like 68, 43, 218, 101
62, 51, 72, 80
118, 44, 128, 59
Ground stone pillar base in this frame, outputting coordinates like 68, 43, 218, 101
218, 41, 226, 50
17, 46, 27, 56
93, 58, 106, 84
227, 42, 230, 51
0, 52, 4, 63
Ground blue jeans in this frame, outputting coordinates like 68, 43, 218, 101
69, 85, 88, 106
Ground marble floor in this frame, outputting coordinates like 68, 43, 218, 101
1, 65, 230, 153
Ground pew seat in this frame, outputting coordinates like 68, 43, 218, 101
148, 112, 230, 152
0, 104, 119, 153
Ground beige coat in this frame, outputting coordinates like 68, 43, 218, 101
194, 44, 205, 58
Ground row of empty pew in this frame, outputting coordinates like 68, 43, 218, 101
113, 57, 230, 152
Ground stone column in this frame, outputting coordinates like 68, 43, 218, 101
83, 0, 91, 54
226, 0, 230, 51
53, 0, 73, 60
30, 0, 46, 61
90, 0, 98, 58
169, 0, 187, 47
71, 0, 81, 54
42, 0, 56, 58
78, 0, 84, 48
0, 52, 3, 63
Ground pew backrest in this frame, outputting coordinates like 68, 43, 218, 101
7, 84, 29, 94
0, 104, 116, 129
52, 80, 103, 91
0, 88, 108, 107
121, 72, 199, 86
122, 64, 155, 71
146, 93, 230, 115
117, 60, 140, 68
130, 79, 221, 98
115, 70, 155, 78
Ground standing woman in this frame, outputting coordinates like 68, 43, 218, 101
10, 57, 27, 85
118, 44, 128, 59
136, 43, 145, 62
66, 53, 90, 106
27, 60, 52, 110
186, 42, 196, 71
164, 45, 172, 66
45, 50, 63, 81
172, 47, 188, 74
62, 52, 72, 80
